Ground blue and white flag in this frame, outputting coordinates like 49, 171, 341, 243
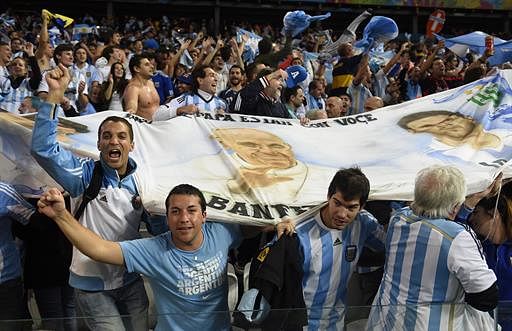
48, 26, 62, 47
282, 11, 331, 37
355, 16, 399, 53
72, 24, 98, 40
323, 10, 372, 56
436, 31, 512, 66
236, 28, 262, 64
179, 49, 194, 70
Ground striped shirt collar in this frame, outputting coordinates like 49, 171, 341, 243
197, 89, 214, 102
259, 91, 279, 103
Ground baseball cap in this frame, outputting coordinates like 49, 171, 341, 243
143, 39, 159, 50
236, 288, 271, 324
177, 73, 192, 85
285, 65, 307, 88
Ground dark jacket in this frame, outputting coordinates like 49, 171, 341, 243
235, 234, 307, 330
232, 76, 291, 119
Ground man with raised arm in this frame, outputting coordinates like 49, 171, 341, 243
31, 63, 166, 330
37, 184, 294, 331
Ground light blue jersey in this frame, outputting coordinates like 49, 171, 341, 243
154, 90, 227, 121
120, 222, 242, 331
0, 182, 34, 283
306, 93, 326, 111
31, 100, 166, 291
0, 76, 33, 114
296, 207, 385, 331
71, 63, 102, 90
347, 82, 372, 115
366, 207, 497, 331
38, 69, 88, 113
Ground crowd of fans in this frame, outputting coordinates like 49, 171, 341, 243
0, 9, 502, 120
1, 7, 512, 331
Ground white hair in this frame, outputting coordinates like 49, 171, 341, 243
411, 165, 466, 219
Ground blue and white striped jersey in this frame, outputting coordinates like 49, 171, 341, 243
38, 69, 88, 113
0, 76, 33, 113
296, 207, 385, 331
153, 90, 227, 121
71, 63, 102, 89
0, 182, 34, 283
347, 82, 373, 116
0, 65, 8, 78
366, 207, 497, 331
372, 69, 389, 99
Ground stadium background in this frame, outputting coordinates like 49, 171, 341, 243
1, 0, 511, 39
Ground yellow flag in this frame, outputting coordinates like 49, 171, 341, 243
42, 9, 74, 28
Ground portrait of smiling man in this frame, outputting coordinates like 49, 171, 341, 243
31, 64, 166, 330
210, 127, 336, 204
147, 126, 336, 214
398, 110, 501, 150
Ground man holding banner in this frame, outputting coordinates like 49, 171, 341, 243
295, 167, 386, 330
30, 63, 166, 330
232, 67, 290, 118
153, 64, 227, 120
36, 184, 294, 331
366, 165, 498, 330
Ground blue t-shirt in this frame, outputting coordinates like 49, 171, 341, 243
152, 72, 174, 105
120, 221, 242, 331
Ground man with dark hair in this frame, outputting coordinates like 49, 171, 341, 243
418, 41, 448, 97
50, 44, 74, 68
338, 92, 352, 116
231, 67, 291, 118
73, 45, 101, 89
145, 52, 174, 104
36, 182, 294, 331
219, 64, 245, 109
38, 44, 89, 116
255, 35, 292, 68
96, 45, 123, 82
10, 37, 23, 52
94, 29, 121, 60
123, 54, 160, 120
31, 64, 166, 331
331, 43, 363, 96
245, 62, 266, 83
0, 41, 12, 77
283, 85, 306, 119
420, 57, 448, 96
10, 37, 24, 58
295, 167, 385, 330
153, 64, 227, 121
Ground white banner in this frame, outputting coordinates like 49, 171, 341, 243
2, 71, 512, 225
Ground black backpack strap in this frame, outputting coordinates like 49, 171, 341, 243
74, 160, 103, 219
